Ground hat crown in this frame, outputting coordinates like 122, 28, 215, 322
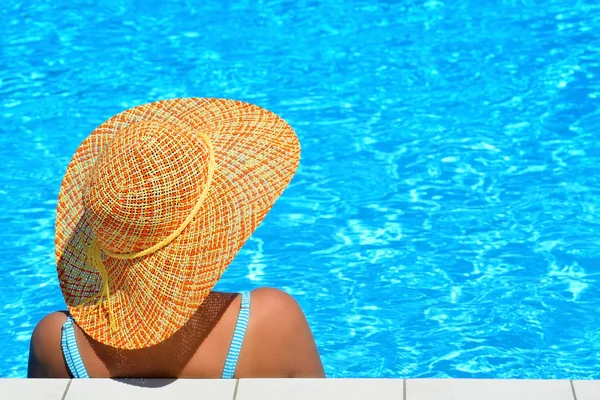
83, 121, 212, 255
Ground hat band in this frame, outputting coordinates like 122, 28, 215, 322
81, 238, 117, 332
79, 130, 215, 331
103, 130, 215, 260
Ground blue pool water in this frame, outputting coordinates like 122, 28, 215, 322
1, 0, 600, 378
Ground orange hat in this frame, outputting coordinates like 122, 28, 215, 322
55, 98, 300, 349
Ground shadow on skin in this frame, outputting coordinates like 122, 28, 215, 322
84, 290, 237, 381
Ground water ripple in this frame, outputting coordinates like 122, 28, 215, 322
2, 0, 600, 379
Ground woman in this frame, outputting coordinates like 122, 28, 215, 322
27, 98, 325, 379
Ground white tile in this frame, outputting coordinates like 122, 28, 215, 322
407, 379, 573, 400
65, 378, 236, 400
236, 378, 403, 400
0, 379, 70, 400
572, 380, 600, 400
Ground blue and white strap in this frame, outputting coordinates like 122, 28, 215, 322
221, 291, 251, 379
61, 315, 89, 378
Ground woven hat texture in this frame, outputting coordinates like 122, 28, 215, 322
55, 98, 300, 349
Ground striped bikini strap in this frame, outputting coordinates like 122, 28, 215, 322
61, 314, 89, 378
221, 291, 251, 379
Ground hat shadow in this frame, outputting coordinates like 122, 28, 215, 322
85, 290, 237, 379
59, 215, 238, 378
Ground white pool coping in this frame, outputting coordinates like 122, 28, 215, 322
3, 378, 599, 399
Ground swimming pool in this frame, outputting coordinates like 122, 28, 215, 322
1, 0, 599, 378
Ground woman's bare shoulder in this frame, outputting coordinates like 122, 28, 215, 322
249, 288, 311, 337
241, 288, 325, 378
28, 311, 70, 378
250, 287, 301, 314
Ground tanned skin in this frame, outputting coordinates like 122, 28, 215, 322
28, 288, 325, 378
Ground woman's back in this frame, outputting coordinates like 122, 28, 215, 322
28, 288, 325, 378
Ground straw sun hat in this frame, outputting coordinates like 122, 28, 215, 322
55, 98, 300, 350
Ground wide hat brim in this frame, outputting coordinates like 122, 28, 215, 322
55, 98, 300, 349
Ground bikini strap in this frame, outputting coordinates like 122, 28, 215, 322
221, 291, 251, 379
61, 314, 89, 378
